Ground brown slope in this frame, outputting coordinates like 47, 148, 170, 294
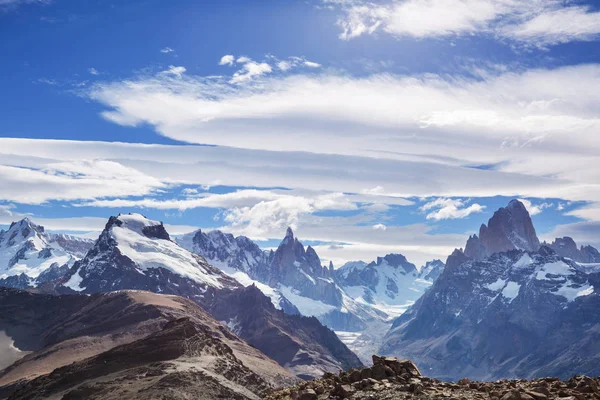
207, 285, 363, 379
0, 288, 297, 399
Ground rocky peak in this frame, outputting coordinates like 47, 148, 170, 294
3, 218, 45, 247
445, 248, 470, 271
283, 226, 295, 244
371, 254, 417, 275
464, 200, 540, 260
419, 259, 445, 282
547, 237, 600, 263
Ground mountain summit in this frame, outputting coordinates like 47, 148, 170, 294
464, 199, 540, 260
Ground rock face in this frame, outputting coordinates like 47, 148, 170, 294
0, 218, 94, 289
267, 357, 600, 400
547, 237, 600, 264
464, 199, 540, 261
0, 288, 298, 400
380, 201, 600, 381
207, 285, 363, 379
418, 259, 445, 282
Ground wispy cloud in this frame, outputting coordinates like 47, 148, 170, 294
328, 0, 600, 47
160, 47, 175, 54
218, 54, 321, 83
0, 0, 51, 11
420, 198, 485, 220
518, 198, 553, 216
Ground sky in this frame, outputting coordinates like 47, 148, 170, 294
1, 0, 600, 267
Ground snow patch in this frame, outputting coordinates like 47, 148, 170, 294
502, 281, 521, 301
64, 269, 86, 292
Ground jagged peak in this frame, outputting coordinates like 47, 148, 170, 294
8, 217, 45, 234
507, 198, 527, 210
281, 226, 295, 244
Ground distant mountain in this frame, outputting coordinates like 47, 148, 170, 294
178, 227, 368, 332
334, 254, 432, 315
0, 218, 94, 289
546, 236, 600, 264
418, 259, 445, 282
0, 288, 298, 400
179, 227, 442, 363
53, 213, 360, 378
380, 200, 600, 381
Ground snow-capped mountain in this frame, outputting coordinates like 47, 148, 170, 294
418, 259, 445, 282
179, 226, 443, 363
61, 213, 239, 297
0, 218, 94, 289
335, 254, 433, 318
178, 227, 366, 330
380, 200, 600, 381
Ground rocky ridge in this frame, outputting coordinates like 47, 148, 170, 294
0, 288, 298, 400
267, 357, 600, 400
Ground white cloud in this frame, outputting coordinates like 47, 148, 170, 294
304, 61, 322, 68
82, 62, 600, 209
161, 65, 186, 78
160, 47, 175, 54
0, 159, 164, 204
88, 68, 100, 76
518, 198, 553, 216
330, 0, 600, 47
503, 5, 600, 46
420, 198, 485, 220
230, 60, 272, 84
219, 55, 235, 66
372, 223, 387, 231
277, 61, 292, 71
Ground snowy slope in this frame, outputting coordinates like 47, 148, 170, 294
335, 254, 433, 318
61, 213, 239, 295
0, 218, 94, 288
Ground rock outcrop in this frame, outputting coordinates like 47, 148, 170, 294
267, 357, 600, 399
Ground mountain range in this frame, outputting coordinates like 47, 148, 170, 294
1, 199, 599, 389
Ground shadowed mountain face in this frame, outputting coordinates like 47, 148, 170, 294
380, 200, 600, 381
206, 285, 363, 380
464, 199, 540, 261
0, 288, 298, 400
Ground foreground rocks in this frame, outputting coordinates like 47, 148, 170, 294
266, 356, 600, 400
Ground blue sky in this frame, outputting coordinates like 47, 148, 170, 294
2, 0, 600, 267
